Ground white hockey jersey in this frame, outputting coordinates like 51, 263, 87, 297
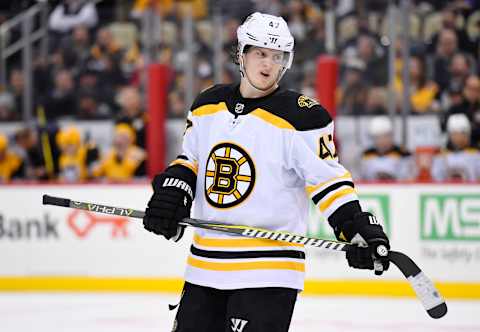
170, 84, 358, 290
431, 147, 480, 181
360, 146, 414, 181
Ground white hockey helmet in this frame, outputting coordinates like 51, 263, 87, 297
447, 113, 471, 133
237, 12, 294, 81
369, 116, 393, 137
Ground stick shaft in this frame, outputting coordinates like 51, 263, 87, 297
42, 194, 447, 318
42, 195, 349, 251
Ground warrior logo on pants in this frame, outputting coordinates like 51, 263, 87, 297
230, 318, 249, 332
205, 142, 255, 208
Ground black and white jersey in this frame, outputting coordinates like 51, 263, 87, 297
170, 84, 358, 290
431, 147, 480, 181
360, 146, 414, 181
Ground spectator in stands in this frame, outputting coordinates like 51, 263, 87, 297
365, 87, 388, 115
168, 90, 187, 118
8, 69, 24, 119
449, 53, 473, 90
395, 55, 439, 113
88, 27, 123, 71
438, 53, 473, 110
56, 126, 99, 182
87, 27, 126, 107
0, 91, 16, 121
283, 0, 308, 42
49, 0, 98, 49
295, 11, 326, 65
44, 69, 77, 119
0, 133, 22, 182
10, 128, 47, 180
77, 88, 111, 119
360, 116, 414, 181
61, 25, 92, 71
343, 33, 387, 86
443, 75, 480, 147
432, 113, 480, 181
338, 57, 369, 115
115, 86, 146, 148
92, 123, 146, 181
432, 28, 459, 93
428, 5, 476, 56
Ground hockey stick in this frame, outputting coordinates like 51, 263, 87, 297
42, 194, 447, 319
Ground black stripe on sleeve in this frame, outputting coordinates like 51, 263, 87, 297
190, 246, 305, 260
311, 181, 355, 204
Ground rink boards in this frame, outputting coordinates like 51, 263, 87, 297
0, 183, 479, 299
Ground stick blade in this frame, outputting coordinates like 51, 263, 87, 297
427, 302, 448, 319
389, 251, 447, 319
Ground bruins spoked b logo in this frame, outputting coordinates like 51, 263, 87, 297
205, 142, 255, 208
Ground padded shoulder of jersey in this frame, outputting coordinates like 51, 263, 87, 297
362, 145, 411, 158
362, 147, 378, 157
260, 90, 332, 131
190, 84, 233, 111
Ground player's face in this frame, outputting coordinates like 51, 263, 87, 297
449, 131, 470, 149
374, 133, 394, 152
243, 47, 285, 91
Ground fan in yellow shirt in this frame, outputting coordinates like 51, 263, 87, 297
92, 124, 146, 181
56, 126, 99, 183
0, 133, 22, 182
394, 55, 438, 113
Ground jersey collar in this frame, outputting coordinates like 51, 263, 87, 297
225, 84, 282, 117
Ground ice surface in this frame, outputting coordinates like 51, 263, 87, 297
0, 293, 478, 332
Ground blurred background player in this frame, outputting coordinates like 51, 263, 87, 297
360, 116, 414, 181
56, 126, 99, 183
432, 113, 480, 182
92, 123, 146, 181
0, 133, 22, 182
442, 75, 480, 148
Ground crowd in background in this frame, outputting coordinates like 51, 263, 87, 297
0, 0, 480, 183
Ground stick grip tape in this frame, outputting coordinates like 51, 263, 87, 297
42, 195, 71, 207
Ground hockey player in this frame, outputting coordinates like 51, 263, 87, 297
360, 116, 414, 181
432, 113, 480, 181
143, 12, 390, 332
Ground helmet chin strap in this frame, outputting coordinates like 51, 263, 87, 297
240, 54, 282, 93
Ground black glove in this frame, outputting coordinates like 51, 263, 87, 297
143, 167, 195, 241
340, 212, 390, 275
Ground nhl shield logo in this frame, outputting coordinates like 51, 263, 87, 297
234, 103, 245, 114
205, 142, 255, 208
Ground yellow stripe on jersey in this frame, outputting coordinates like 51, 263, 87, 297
236, 175, 251, 181
192, 102, 227, 117
169, 159, 198, 175
187, 256, 305, 272
250, 108, 295, 130
238, 156, 247, 165
193, 234, 304, 248
305, 171, 352, 195
319, 187, 356, 212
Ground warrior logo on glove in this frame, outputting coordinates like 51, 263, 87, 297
205, 142, 256, 208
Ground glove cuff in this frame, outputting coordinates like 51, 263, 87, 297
341, 212, 383, 242
152, 165, 197, 200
